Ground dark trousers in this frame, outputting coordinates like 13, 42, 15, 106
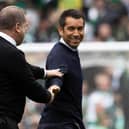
38, 110, 85, 129
38, 122, 81, 129
0, 116, 19, 129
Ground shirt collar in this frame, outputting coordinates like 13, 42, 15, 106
60, 38, 77, 52
0, 32, 16, 46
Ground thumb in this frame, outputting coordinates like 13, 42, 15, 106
52, 87, 60, 94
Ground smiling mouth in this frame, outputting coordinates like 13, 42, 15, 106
71, 41, 80, 45
71, 37, 80, 40
71, 39, 81, 42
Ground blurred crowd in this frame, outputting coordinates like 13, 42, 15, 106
1, 0, 129, 42
82, 66, 125, 129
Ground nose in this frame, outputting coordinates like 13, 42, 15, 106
73, 29, 80, 36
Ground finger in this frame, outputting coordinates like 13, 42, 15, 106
58, 72, 64, 77
56, 68, 60, 71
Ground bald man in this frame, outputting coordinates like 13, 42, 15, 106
0, 6, 61, 129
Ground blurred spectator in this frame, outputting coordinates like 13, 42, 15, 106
34, 12, 59, 42
119, 69, 129, 129
82, 80, 89, 127
87, 0, 107, 25
113, 91, 125, 129
24, 8, 40, 42
34, 18, 58, 42
93, 22, 115, 41
86, 72, 115, 129
113, 14, 129, 41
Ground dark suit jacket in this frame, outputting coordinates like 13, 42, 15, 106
0, 37, 51, 123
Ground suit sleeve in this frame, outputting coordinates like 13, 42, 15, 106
6, 51, 51, 103
27, 63, 45, 79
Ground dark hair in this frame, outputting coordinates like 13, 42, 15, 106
59, 9, 85, 28
0, 6, 25, 30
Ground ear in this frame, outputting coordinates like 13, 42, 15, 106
15, 23, 21, 33
58, 25, 63, 37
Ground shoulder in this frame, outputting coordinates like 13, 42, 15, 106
4, 45, 25, 63
0, 42, 20, 57
46, 43, 68, 64
51, 42, 64, 51
48, 42, 66, 56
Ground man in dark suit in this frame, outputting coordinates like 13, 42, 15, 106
0, 6, 62, 129
38, 9, 86, 129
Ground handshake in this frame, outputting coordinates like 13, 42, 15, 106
48, 85, 60, 103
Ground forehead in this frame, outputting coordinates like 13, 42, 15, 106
65, 17, 84, 27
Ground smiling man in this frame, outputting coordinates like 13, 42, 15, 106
38, 9, 86, 129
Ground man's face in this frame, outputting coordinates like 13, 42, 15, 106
58, 17, 85, 48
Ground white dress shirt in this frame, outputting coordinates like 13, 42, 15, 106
0, 32, 16, 46
60, 38, 77, 52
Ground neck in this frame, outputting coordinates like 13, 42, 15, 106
2, 29, 17, 43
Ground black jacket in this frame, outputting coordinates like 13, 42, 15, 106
0, 37, 51, 123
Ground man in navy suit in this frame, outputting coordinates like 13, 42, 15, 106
38, 9, 86, 129
0, 6, 62, 129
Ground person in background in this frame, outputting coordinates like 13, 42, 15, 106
0, 5, 62, 129
86, 72, 115, 129
94, 21, 114, 41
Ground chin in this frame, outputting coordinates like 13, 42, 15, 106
71, 45, 78, 48
72, 43, 80, 47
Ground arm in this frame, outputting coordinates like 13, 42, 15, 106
27, 63, 45, 79
6, 51, 54, 103
28, 63, 63, 79
45, 49, 68, 92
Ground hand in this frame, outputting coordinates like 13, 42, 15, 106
48, 85, 60, 103
46, 69, 64, 78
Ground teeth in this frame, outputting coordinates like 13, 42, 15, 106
73, 38, 80, 40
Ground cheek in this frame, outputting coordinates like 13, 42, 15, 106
19, 32, 24, 41
80, 32, 84, 39
81, 34, 84, 39
63, 32, 71, 39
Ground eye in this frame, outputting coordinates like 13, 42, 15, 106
78, 27, 83, 31
68, 27, 75, 31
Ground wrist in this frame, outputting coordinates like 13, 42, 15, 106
48, 91, 54, 104
44, 69, 47, 78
